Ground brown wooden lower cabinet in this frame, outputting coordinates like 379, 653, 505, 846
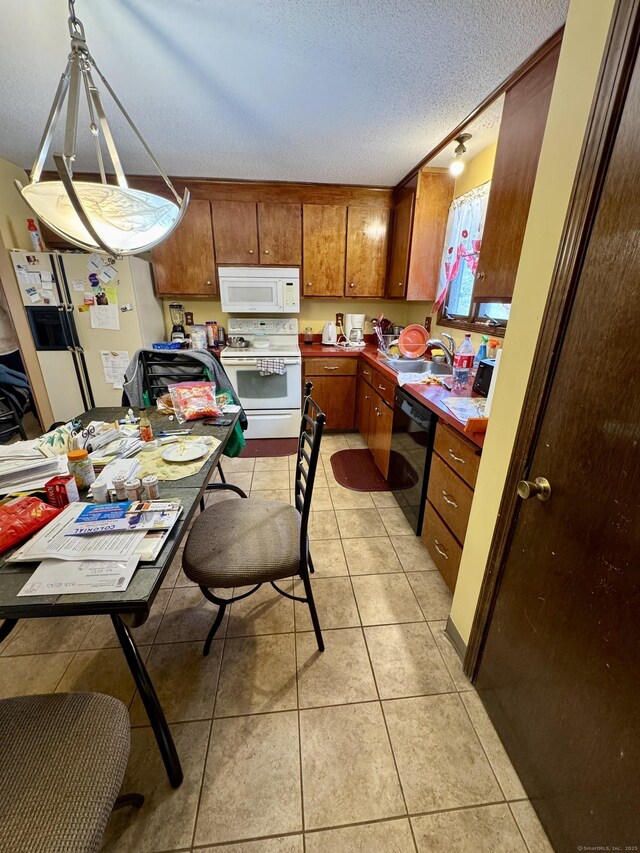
356, 365, 393, 478
303, 358, 357, 430
356, 375, 372, 441
422, 422, 481, 591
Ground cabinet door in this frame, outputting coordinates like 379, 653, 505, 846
302, 204, 347, 297
304, 374, 355, 430
369, 395, 393, 478
257, 203, 302, 265
345, 207, 390, 297
211, 200, 259, 265
386, 193, 415, 298
152, 199, 217, 296
474, 43, 560, 301
406, 170, 455, 300
355, 377, 372, 441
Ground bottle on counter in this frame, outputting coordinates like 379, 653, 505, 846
487, 338, 500, 359
67, 448, 96, 490
139, 409, 154, 442
453, 334, 475, 390
206, 321, 218, 347
27, 218, 44, 252
474, 335, 489, 367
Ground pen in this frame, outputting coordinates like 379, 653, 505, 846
157, 429, 192, 436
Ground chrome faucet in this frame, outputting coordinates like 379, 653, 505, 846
426, 335, 456, 365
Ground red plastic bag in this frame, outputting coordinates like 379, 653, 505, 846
0, 497, 62, 555
168, 381, 220, 423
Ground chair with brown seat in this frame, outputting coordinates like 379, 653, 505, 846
183, 381, 326, 655
0, 691, 141, 853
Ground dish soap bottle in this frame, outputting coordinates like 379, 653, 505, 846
139, 409, 154, 442
453, 334, 475, 390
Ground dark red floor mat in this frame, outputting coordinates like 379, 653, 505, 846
330, 448, 420, 492
240, 438, 299, 458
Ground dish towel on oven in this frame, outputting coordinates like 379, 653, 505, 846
256, 358, 286, 376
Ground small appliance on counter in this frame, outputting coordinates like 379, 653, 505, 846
472, 358, 496, 396
169, 303, 186, 342
322, 321, 337, 345
345, 313, 366, 344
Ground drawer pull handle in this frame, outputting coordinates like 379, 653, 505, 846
378, 384, 386, 391
324, 366, 338, 370
434, 540, 448, 559
441, 491, 458, 508
448, 449, 465, 464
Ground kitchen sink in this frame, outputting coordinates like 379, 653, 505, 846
383, 357, 453, 376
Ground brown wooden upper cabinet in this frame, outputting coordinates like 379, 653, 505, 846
257, 202, 302, 265
211, 200, 301, 266
386, 192, 415, 298
211, 200, 259, 265
302, 204, 347, 297
345, 206, 390, 298
152, 199, 217, 296
473, 43, 560, 302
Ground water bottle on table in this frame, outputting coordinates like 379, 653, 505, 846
453, 334, 475, 390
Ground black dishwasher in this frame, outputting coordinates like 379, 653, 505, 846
388, 387, 438, 535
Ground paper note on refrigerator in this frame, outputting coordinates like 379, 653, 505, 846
90, 304, 120, 330
99, 265, 118, 283
87, 253, 104, 273
72, 278, 86, 292
100, 350, 129, 388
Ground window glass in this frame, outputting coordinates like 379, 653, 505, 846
477, 302, 511, 323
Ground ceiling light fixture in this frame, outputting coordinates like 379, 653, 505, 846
15, 0, 189, 258
449, 133, 472, 177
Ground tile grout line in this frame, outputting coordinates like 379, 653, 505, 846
456, 690, 514, 804
507, 801, 537, 853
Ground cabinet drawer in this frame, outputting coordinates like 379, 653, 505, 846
304, 358, 358, 377
422, 502, 463, 592
372, 370, 396, 407
433, 422, 481, 488
359, 360, 375, 386
427, 452, 474, 544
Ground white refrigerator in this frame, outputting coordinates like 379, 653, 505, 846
10, 250, 165, 422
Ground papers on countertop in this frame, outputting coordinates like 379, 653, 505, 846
0, 453, 68, 494
7, 503, 145, 562
443, 396, 487, 423
91, 457, 141, 492
17, 557, 139, 597
396, 373, 451, 388
68, 501, 181, 536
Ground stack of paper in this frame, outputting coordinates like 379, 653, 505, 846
0, 453, 68, 494
91, 457, 141, 493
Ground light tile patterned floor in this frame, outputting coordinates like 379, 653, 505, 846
0, 435, 554, 853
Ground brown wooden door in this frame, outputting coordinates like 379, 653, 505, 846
345, 207, 389, 298
386, 193, 414, 298
476, 41, 640, 850
257, 202, 302, 265
368, 395, 393, 477
211, 200, 259, 265
151, 199, 217, 296
355, 376, 372, 441
304, 375, 355, 430
473, 44, 560, 302
302, 204, 347, 297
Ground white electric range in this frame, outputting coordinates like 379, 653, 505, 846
220, 318, 301, 439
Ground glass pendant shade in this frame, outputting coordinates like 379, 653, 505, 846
21, 181, 184, 255
17, 2, 188, 258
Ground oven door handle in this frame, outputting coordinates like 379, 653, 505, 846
222, 358, 301, 366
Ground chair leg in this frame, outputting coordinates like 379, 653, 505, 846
114, 793, 145, 811
203, 600, 227, 656
300, 569, 324, 653
199, 496, 206, 512
217, 462, 227, 483
308, 552, 315, 575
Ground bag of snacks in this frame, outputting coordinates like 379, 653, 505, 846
156, 392, 175, 415
168, 381, 221, 423
0, 497, 63, 555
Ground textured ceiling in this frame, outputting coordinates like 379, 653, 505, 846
427, 97, 504, 168
0, 0, 567, 186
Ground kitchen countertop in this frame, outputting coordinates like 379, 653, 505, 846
300, 343, 485, 448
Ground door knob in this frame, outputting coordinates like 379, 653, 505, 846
517, 477, 551, 502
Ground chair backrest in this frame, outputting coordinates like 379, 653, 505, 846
294, 381, 326, 553
140, 351, 209, 403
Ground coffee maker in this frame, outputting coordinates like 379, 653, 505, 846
345, 313, 366, 345
169, 302, 186, 342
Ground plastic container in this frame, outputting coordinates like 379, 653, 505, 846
487, 338, 500, 359
139, 409, 154, 442
142, 475, 160, 500
67, 449, 96, 489
112, 474, 128, 501
190, 326, 207, 349
453, 334, 475, 390
92, 480, 110, 503
474, 335, 488, 367
206, 321, 218, 347
27, 218, 44, 252
125, 478, 142, 501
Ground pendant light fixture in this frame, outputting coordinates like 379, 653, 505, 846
449, 133, 472, 177
15, 0, 189, 258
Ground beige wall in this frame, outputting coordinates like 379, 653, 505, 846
0, 158, 33, 251
449, 0, 617, 644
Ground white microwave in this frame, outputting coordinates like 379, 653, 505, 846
219, 267, 300, 314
